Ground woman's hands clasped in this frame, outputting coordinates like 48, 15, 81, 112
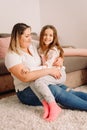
49, 67, 61, 79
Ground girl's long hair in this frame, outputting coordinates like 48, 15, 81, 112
39, 25, 64, 58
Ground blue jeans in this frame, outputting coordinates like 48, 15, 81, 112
16, 84, 87, 111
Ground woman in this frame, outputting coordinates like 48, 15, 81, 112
5, 23, 62, 122
5, 23, 87, 121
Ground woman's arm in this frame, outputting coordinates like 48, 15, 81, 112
53, 57, 64, 67
63, 48, 87, 56
9, 64, 61, 82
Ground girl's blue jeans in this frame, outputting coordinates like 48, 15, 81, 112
16, 84, 87, 111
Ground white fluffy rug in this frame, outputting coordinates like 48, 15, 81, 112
0, 85, 87, 130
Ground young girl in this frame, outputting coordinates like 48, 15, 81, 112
24, 25, 66, 121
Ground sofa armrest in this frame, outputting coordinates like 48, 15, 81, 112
64, 56, 87, 73
63, 48, 87, 57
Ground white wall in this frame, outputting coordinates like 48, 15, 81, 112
0, 0, 87, 48
40, 0, 87, 48
0, 0, 41, 33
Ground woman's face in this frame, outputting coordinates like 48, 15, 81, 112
43, 28, 54, 46
19, 28, 31, 48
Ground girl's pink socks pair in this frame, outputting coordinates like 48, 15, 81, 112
42, 100, 62, 121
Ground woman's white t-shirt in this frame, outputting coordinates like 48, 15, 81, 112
5, 41, 42, 92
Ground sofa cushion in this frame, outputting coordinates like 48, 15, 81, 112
0, 58, 10, 75
0, 33, 11, 38
0, 37, 10, 58
31, 32, 39, 40
0, 33, 39, 59
0, 56, 87, 75
64, 56, 87, 73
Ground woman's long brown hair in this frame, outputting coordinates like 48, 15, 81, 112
9, 23, 31, 54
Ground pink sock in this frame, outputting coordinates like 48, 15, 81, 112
42, 100, 49, 119
46, 101, 62, 122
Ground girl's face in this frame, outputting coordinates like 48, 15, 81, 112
43, 28, 54, 46
19, 28, 31, 48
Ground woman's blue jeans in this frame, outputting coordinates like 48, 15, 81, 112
16, 84, 87, 111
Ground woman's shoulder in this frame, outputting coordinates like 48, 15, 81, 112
5, 50, 20, 59
5, 51, 22, 69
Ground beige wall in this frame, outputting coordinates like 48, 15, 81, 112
40, 0, 87, 48
0, 0, 87, 48
0, 0, 41, 33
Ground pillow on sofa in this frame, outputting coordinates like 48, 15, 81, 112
0, 37, 10, 58
31, 32, 39, 40
0, 33, 38, 59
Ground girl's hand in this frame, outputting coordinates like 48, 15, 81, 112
53, 57, 64, 67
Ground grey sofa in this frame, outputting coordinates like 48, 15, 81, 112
0, 34, 87, 94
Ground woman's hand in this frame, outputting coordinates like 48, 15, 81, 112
49, 67, 61, 79
53, 57, 64, 67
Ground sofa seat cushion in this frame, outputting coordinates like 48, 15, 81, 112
0, 56, 87, 75
64, 56, 87, 73
0, 58, 9, 75
65, 69, 87, 88
0, 75, 14, 93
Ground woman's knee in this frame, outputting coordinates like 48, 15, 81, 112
48, 84, 63, 96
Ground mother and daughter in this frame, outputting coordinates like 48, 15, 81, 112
5, 23, 87, 122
